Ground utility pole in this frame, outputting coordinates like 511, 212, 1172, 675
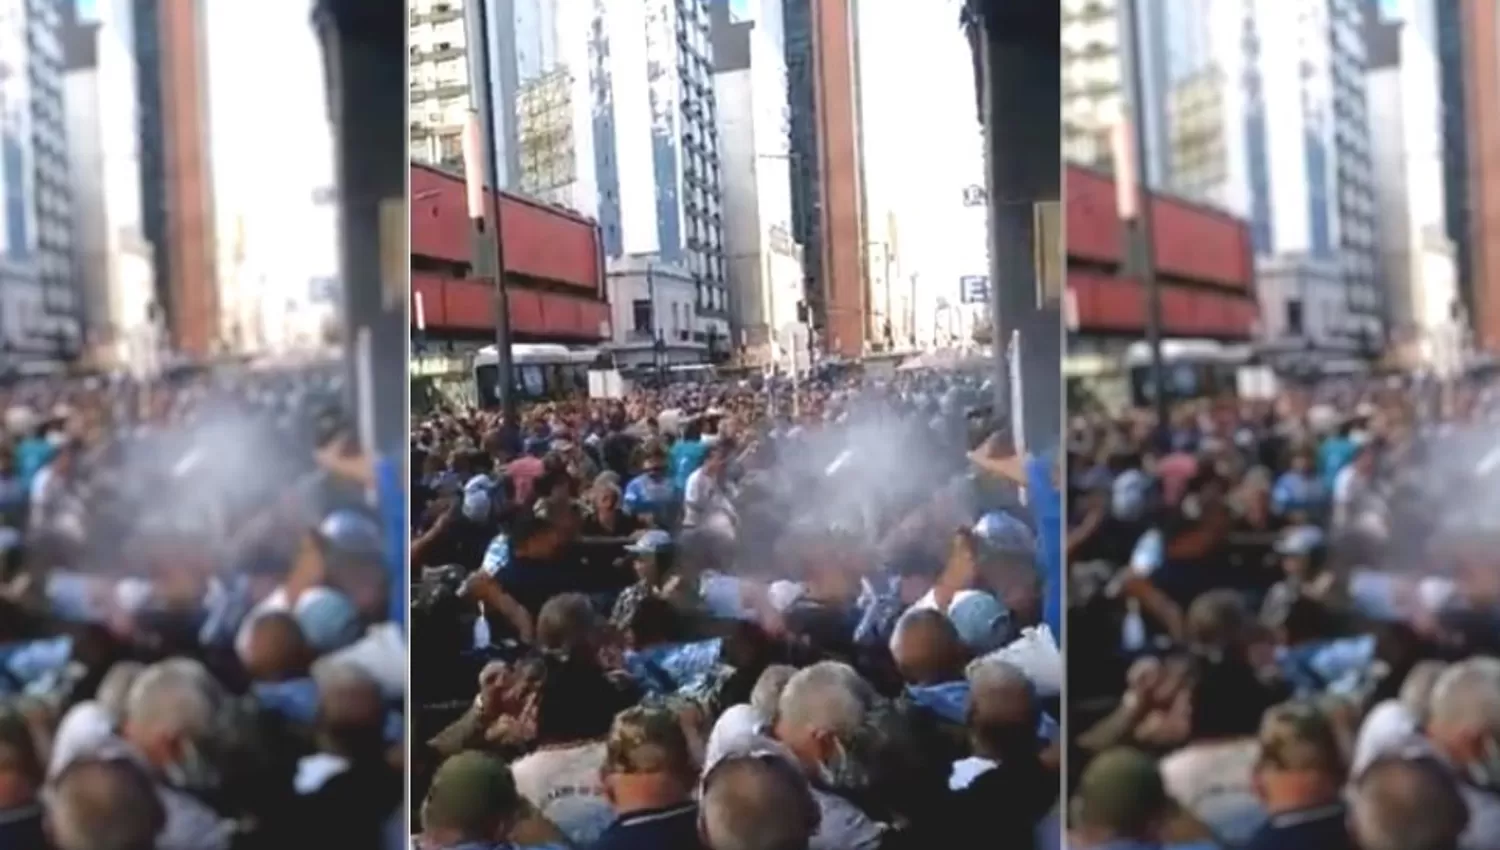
463, 0, 518, 424
1119, 0, 1168, 433
975, 4, 1061, 455
313, 0, 405, 458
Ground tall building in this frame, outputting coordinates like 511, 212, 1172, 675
63, 0, 158, 367
1460, 0, 1500, 350
1063, 0, 1175, 182
710, 0, 802, 365
131, 0, 166, 327
129, 0, 216, 357
410, 0, 730, 352
0, 0, 79, 361
783, 0, 863, 357
1434, 0, 1470, 322
1367, 0, 1459, 370
1066, 0, 1380, 356
408, 0, 522, 184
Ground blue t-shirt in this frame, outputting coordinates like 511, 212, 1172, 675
668, 439, 708, 491
623, 472, 676, 525
1026, 453, 1063, 640
15, 438, 54, 490
1319, 436, 1357, 489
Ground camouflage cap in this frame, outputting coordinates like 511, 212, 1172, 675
422, 751, 519, 834
1258, 701, 1344, 775
604, 705, 693, 776
1074, 747, 1170, 834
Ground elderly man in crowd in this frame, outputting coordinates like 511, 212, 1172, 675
0, 364, 406, 850
410, 368, 1060, 850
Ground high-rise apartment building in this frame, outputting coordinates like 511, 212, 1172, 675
408, 0, 467, 169
1458, 0, 1500, 350
0, 0, 79, 360
131, 0, 166, 324
1367, 0, 1460, 369
63, 0, 158, 367
408, 0, 522, 184
1434, 0, 1470, 321
1066, 0, 1380, 353
710, 0, 802, 364
783, 0, 863, 357
410, 0, 730, 348
150, 0, 217, 356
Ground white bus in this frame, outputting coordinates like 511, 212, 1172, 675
472, 343, 601, 408
1123, 339, 1253, 407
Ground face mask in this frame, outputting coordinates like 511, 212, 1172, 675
163, 737, 220, 794
815, 737, 868, 791
1467, 737, 1500, 792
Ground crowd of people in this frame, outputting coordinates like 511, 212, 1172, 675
409, 370, 1063, 850
1066, 377, 1500, 850
0, 365, 406, 850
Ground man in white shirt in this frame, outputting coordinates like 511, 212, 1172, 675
1332, 441, 1377, 531
682, 441, 737, 535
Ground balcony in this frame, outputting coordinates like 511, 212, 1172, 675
413, 2, 462, 25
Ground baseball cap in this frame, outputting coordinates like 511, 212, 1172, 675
316, 509, 385, 561
947, 590, 1011, 655
972, 511, 1036, 557
422, 752, 519, 834
294, 587, 363, 654
1274, 525, 1326, 557
625, 529, 674, 555
603, 705, 694, 776
1073, 748, 1172, 833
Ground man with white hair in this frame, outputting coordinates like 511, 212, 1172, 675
1423, 657, 1500, 850
66, 659, 236, 850
766, 662, 885, 850
774, 662, 877, 792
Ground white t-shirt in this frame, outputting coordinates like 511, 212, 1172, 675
1351, 700, 1417, 775
1332, 466, 1369, 529
683, 467, 735, 533
510, 741, 614, 846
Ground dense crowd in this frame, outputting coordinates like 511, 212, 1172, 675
1066, 378, 1500, 850
409, 371, 1062, 850
0, 366, 406, 850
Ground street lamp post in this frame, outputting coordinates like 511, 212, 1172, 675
1118, 0, 1168, 435
463, 0, 518, 425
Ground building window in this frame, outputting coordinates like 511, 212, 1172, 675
1286, 300, 1304, 335
633, 299, 653, 334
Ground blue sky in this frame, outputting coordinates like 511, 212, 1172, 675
76, 0, 97, 20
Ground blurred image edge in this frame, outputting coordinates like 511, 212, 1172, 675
1063, 1, 1500, 849
0, 0, 411, 849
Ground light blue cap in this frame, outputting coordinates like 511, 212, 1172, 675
1275, 525, 1326, 556
626, 529, 674, 555
972, 511, 1036, 556
294, 587, 363, 654
947, 590, 1012, 654
317, 509, 385, 561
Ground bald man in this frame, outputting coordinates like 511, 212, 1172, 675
243, 611, 313, 683
46, 758, 165, 850
701, 754, 820, 850
889, 608, 967, 687
1351, 757, 1467, 850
